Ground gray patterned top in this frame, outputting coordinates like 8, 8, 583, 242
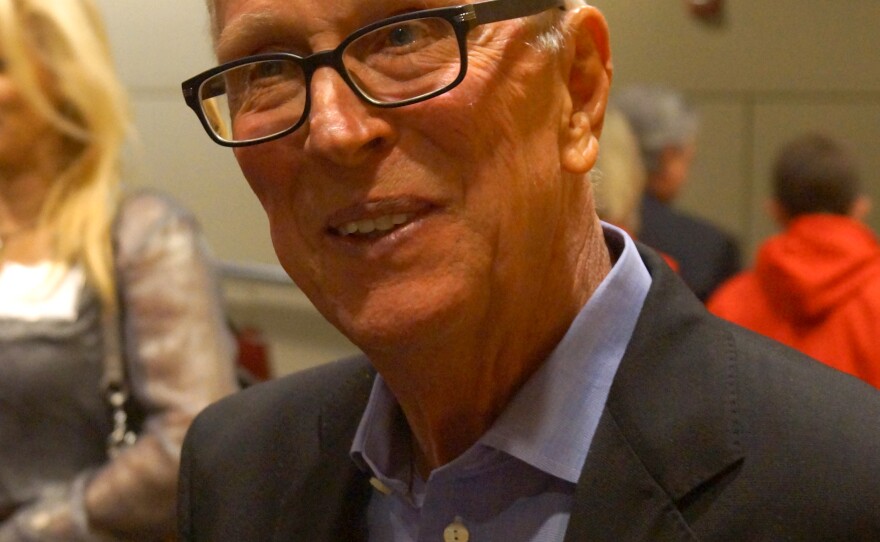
0, 191, 239, 541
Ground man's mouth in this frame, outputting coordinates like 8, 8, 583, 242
333, 213, 412, 237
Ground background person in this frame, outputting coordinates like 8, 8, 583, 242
709, 133, 880, 388
178, 0, 880, 540
615, 84, 740, 300
594, 104, 678, 271
0, 0, 238, 539
594, 106, 647, 235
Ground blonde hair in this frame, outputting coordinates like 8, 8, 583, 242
594, 106, 647, 233
0, 0, 131, 310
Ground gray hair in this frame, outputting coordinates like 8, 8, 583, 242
594, 106, 647, 232
613, 86, 698, 175
533, 0, 588, 52
205, 0, 218, 43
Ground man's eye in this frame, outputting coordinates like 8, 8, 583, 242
346, 17, 449, 65
387, 25, 417, 47
255, 61, 285, 79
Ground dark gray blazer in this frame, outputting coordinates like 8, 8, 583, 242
639, 194, 741, 302
179, 247, 880, 541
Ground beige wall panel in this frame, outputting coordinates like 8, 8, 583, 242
593, 1, 879, 92
95, 1, 279, 264
95, 0, 215, 90
127, 99, 277, 265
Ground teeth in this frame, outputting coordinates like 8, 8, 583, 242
337, 214, 411, 237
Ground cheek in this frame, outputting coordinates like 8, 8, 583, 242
234, 144, 297, 210
234, 144, 309, 260
667, 156, 690, 185
406, 80, 563, 252
0, 78, 18, 101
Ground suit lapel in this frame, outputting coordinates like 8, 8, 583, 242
564, 410, 698, 541
566, 246, 744, 541
271, 447, 372, 541
272, 359, 375, 542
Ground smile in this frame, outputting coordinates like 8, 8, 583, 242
334, 213, 411, 237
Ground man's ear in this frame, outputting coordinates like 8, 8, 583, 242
766, 199, 790, 228
560, 6, 613, 175
850, 195, 872, 221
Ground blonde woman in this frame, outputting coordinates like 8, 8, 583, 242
0, 0, 238, 540
594, 106, 648, 235
595, 106, 678, 271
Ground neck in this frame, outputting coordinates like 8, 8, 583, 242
372, 215, 612, 476
0, 170, 52, 234
0, 122, 71, 231
0, 168, 56, 264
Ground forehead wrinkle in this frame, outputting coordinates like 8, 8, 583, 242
216, 0, 452, 60
216, 11, 293, 60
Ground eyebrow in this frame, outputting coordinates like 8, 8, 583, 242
215, 0, 454, 60
216, 11, 294, 61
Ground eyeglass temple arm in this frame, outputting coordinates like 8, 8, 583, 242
471, 0, 566, 25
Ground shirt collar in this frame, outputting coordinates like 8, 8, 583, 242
481, 223, 651, 482
351, 223, 651, 485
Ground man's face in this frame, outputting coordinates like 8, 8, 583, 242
214, 0, 603, 354
651, 142, 696, 203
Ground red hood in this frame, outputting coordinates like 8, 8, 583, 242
755, 215, 880, 322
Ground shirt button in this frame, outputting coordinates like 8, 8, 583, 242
30, 511, 51, 530
443, 516, 470, 542
369, 477, 392, 495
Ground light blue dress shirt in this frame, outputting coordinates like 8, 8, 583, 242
351, 224, 652, 541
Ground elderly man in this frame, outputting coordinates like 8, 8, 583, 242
178, 0, 880, 540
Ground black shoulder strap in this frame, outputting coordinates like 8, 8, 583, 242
101, 197, 138, 456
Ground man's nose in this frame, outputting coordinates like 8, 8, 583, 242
303, 68, 395, 167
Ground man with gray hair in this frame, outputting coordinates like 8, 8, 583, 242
616, 85, 740, 301
177, 0, 880, 539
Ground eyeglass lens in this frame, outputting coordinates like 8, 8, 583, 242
198, 16, 462, 144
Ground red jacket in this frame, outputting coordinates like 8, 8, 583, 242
708, 214, 880, 388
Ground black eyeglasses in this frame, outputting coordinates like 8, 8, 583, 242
182, 0, 564, 147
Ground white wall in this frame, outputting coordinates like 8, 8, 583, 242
95, 1, 272, 265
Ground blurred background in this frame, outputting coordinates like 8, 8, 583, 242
93, 0, 880, 376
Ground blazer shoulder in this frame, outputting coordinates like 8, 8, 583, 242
179, 355, 374, 541
188, 355, 374, 447
727, 320, 880, 437
603, 252, 880, 537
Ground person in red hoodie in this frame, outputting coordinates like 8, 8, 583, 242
708, 133, 880, 388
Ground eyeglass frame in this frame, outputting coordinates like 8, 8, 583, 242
182, 0, 566, 147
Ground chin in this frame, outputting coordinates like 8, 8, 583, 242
324, 276, 478, 358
